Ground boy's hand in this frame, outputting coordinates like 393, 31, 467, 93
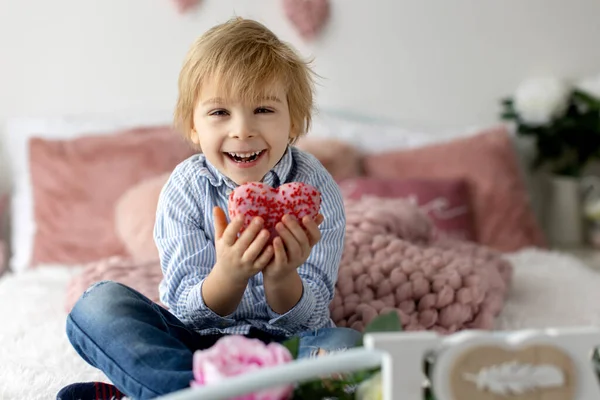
213, 207, 274, 285
262, 214, 324, 281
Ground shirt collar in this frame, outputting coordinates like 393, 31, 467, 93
203, 146, 294, 189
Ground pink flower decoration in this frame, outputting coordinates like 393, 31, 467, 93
192, 335, 294, 400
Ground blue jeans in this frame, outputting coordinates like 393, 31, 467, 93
66, 281, 361, 399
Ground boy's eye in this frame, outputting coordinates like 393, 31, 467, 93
209, 109, 228, 116
255, 107, 273, 114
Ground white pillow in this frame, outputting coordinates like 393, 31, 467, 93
4, 111, 173, 272
307, 109, 482, 153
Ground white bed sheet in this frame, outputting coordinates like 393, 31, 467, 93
0, 266, 106, 400
1, 248, 600, 400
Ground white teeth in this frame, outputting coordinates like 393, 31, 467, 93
228, 151, 262, 157
225, 150, 264, 163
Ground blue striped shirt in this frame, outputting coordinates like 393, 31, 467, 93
153, 146, 345, 337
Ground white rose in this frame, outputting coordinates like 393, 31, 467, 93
513, 76, 571, 126
356, 372, 382, 400
576, 73, 600, 100
584, 199, 600, 221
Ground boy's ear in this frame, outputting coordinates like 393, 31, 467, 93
288, 124, 300, 144
189, 129, 202, 151
189, 129, 200, 145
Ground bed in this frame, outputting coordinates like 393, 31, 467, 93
2, 111, 600, 400
3, 249, 600, 399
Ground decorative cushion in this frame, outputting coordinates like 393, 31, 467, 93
29, 126, 195, 266
332, 196, 512, 333
64, 257, 163, 312
362, 126, 546, 252
338, 177, 475, 241
294, 138, 362, 181
115, 173, 170, 262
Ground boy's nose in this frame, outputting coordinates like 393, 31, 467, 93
230, 118, 256, 139
231, 130, 255, 139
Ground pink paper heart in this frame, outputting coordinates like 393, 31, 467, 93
282, 0, 330, 40
171, 0, 201, 13
228, 182, 321, 240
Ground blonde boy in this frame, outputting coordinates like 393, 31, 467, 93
60, 17, 359, 400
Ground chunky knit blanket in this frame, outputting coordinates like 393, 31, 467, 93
66, 196, 512, 335
329, 196, 512, 333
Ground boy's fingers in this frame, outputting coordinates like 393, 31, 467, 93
213, 207, 228, 238
284, 215, 311, 255
241, 227, 270, 263
315, 214, 324, 226
273, 237, 288, 266
276, 222, 302, 260
283, 215, 305, 242
222, 215, 245, 246
253, 244, 274, 270
303, 217, 322, 247
235, 217, 264, 250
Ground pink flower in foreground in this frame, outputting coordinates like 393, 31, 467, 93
191, 335, 294, 400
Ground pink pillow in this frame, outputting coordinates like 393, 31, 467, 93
338, 178, 475, 241
332, 196, 512, 333
362, 126, 546, 252
65, 257, 163, 313
115, 173, 170, 262
0, 194, 8, 275
29, 126, 196, 266
294, 137, 362, 181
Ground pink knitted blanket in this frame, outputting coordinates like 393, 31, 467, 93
329, 196, 512, 333
66, 196, 512, 335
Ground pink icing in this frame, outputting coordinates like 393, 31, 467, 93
228, 182, 321, 240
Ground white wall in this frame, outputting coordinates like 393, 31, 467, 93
1, 0, 600, 192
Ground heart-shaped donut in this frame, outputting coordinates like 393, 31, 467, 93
228, 182, 321, 240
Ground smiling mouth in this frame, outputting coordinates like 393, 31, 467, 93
224, 150, 266, 163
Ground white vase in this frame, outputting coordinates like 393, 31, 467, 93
543, 174, 584, 246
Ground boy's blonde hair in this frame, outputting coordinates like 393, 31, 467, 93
174, 17, 316, 145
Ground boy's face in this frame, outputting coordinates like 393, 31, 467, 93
191, 80, 291, 185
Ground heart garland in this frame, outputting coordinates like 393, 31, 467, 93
171, 0, 201, 14
170, 0, 331, 42
282, 0, 331, 41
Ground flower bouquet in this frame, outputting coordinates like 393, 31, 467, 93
500, 73, 600, 245
500, 74, 600, 177
190, 312, 405, 400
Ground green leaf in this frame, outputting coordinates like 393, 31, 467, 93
424, 387, 437, 400
364, 311, 403, 334
500, 111, 518, 120
356, 311, 403, 347
573, 89, 600, 109
282, 336, 300, 359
